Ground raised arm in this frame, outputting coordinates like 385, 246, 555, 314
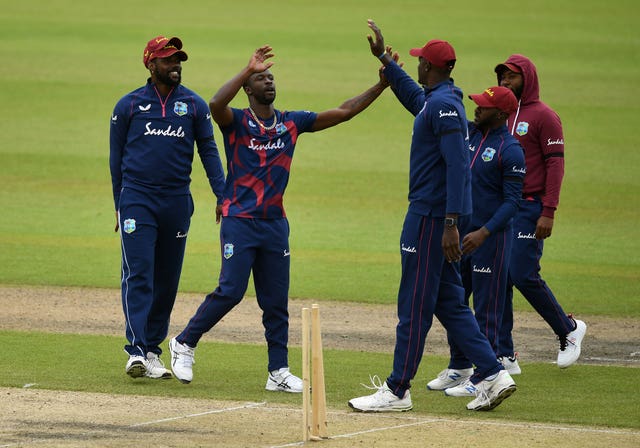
367, 19, 424, 116
209, 45, 274, 126
311, 80, 387, 131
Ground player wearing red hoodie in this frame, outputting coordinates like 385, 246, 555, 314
495, 55, 586, 373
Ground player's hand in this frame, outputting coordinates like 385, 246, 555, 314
215, 205, 223, 224
442, 227, 462, 263
379, 46, 403, 87
462, 227, 490, 254
248, 45, 274, 73
535, 216, 554, 240
114, 211, 119, 233
367, 19, 386, 58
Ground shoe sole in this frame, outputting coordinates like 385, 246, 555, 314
427, 379, 468, 391
469, 384, 517, 411
348, 402, 413, 413
146, 371, 173, 380
126, 362, 146, 378
444, 390, 476, 397
265, 380, 302, 393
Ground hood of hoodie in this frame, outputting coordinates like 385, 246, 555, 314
496, 54, 540, 106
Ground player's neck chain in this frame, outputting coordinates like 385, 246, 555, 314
248, 107, 278, 131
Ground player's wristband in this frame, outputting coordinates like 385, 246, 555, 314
378, 52, 386, 60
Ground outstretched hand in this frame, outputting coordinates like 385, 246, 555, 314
248, 45, 275, 73
367, 19, 385, 58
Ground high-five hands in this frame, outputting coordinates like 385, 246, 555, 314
367, 19, 386, 58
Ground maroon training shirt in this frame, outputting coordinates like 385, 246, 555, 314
498, 54, 565, 219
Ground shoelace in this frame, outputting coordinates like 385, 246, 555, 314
174, 345, 195, 366
559, 315, 579, 351
474, 382, 490, 403
360, 374, 384, 391
274, 370, 292, 382
558, 335, 568, 351
147, 355, 166, 370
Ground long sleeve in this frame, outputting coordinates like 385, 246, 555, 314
109, 101, 129, 210
441, 130, 468, 215
383, 61, 425, 116
196, 136, 226, 204
539, 110, 564, 217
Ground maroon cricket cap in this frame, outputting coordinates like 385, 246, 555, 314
468, 86, 518, 114
409, 39, 456, 69
494, 62, 521, 75
143, 36, 188, 67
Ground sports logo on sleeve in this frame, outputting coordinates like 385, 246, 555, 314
515, 121, 529, 136
173, 101, 188, 116
123, 219, 136, 234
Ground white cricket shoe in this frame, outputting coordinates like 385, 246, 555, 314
498, 353, 522, 375
466, 370, 516, 411
265, 367, 303, 393
169, 337, 195, 384
427, 368, 473, 390
145, 352, 172, 379
125, 354, 147, 378
557, 319, 587, 368
348, 376, 413, 412
444, 378, 478, 397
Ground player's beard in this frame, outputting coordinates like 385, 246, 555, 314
157, 69, 182, 87
256, 89, 276, 105
511, 84, 523, 101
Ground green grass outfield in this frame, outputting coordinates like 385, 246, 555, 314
0, 0, 639, 435
1, 331, 637, 429
1, 0, 638, 313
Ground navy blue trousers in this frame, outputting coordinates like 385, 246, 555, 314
498, 197, 574, 357
119, 188, 193, 357
386, 212, 502, 397
178, 217, 291, 372
447, 227, 512, 369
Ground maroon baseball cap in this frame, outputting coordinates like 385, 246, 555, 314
143, 36, 188, 67
495, 62, 521, 75
409, 39, 456, 69
468, 86, 518, 114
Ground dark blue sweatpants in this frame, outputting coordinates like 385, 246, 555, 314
177, 217, 291, 372
386, 212, 502, 398
119, 188, 193, 357
498, 197, 574, 357
447, 227, 512, 369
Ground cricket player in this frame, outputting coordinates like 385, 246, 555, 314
348, 20, 516, 412
427, 86, 526, 396
110, 36, 225, 379
495, 55, 586, 373
169, 45, 390, 391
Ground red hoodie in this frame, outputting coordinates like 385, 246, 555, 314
496, 54, 564, 219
